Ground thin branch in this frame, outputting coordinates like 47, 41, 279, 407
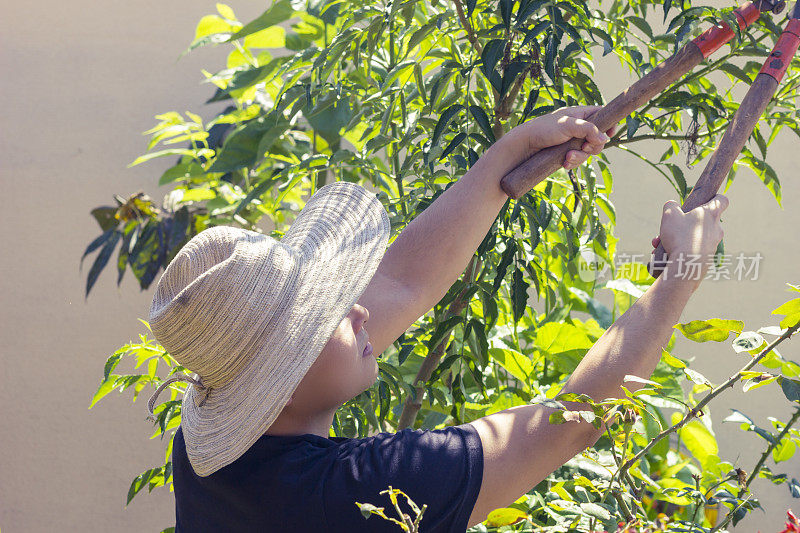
705, 412, 800, 531
453, 0, 483, 55
617, 321, 800, 480
611, 488, 634, 522
607, 31, 771, 146
397, 256, 484, 428
607, 122, 729, 148
746, 407, 800, 487
709, 494, 754, 533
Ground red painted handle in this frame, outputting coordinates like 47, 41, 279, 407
759, 18, 800, 82
649, 16, 800, 279
692, 2, 761, 58
499, 1, 769, 200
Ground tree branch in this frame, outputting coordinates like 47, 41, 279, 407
397, 256, 483, 428
745, 407, 800, 488
607, 122, 729, 148
708, 407, 800, 531
453, 0, 482, 55
617, 320, 800, 481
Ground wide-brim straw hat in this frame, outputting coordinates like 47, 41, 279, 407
147, 181, 389, 477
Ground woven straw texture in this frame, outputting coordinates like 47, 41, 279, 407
148, 181, 390, 476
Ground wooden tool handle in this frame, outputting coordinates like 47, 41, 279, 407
499, 1, 763, 199
648, 74, 780, 277
649, 18, 800, 278
499, 44, 704, 199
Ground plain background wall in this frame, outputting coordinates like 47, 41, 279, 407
1, 0, 798, 531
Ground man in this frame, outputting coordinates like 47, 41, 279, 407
147, 105, 727, 532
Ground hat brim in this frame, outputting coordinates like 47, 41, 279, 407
179, 181, 389, 477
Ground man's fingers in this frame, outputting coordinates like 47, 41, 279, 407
555, 105, 602, 120
702, 194, 729, 216
563, 149, 589, 169
558, 116, 610, 146
662, 200, 681, 215
581, 140, 605, 155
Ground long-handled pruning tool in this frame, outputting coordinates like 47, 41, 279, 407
498, 0, 785, 199
649, 1, 800, 277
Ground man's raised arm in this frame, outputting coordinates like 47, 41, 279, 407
465, 195, 728, 527
360, 107, 614, 355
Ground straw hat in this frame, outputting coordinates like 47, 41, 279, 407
146, 181, 390, 477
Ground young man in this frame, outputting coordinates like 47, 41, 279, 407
147, 105, 727, 532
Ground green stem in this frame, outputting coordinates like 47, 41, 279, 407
709, 494, 753, 533
618, 321, 800, 482
608, 121, 729, 148
609, 31, 771, 145
386, 7, 406, 216
689, 474, 703, 531
745, 407, 800, 487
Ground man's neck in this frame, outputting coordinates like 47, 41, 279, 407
263, 406, 338, 438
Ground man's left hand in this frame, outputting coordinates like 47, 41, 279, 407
499, 105, 617, 170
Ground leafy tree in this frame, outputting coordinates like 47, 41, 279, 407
86, 0, 800, 530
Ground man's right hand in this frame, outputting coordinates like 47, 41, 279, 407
652, 194, 729, 284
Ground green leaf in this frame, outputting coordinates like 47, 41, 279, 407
207, 116, 273, 173
469, 105, 496, 143
675, 319, 743, 342
243, 26, 286, 49
128, 149, 198, 168
535, 322, 593, 355
431, 104, 464, 148
127, 467, 161, 505
90, 206, 118, 232
489, 347, 535, 384
731, 331, 765, 354
158, 162, 205, 186
743, 375, 777, 392
723, 409, 753, 426
486, 508, 527, 527
81, 229, 115, 269
624, 375, 662, 388
480, 39, 505, 77
773, 439, 796, 463
683, 367, 711, 387
228, 0, 294, 41
719, 61, 752, 85
512, 268, 530, 324
485, 390, 527, 415
194, 15, 238, 41
89, 376, 118, 408
224, 61, 282, 95
679, 420, 718, 465
85, 230, 122, 297
382, 59, 416, 90
781, 378, 800, 403
660, 349, 686, 369
407, 21, 436, 52
216, 3, 236, 21
790, 478, 800, 498
179, 188, 217, 203
773, 298, 800, 329
580, 502, 611, 521
440, 132, 467, 160
426, 315, 462, 351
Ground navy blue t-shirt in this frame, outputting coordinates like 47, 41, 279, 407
171, 423, 484, 532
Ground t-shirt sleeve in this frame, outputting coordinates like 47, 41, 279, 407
322, 423, 483, 533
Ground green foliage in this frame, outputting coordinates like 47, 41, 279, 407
85, 0, 800, 531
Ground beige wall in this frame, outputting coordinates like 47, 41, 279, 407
1, 1, 797, 531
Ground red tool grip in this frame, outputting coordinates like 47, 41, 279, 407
759, 18, 800, 82
693, 2, 761, 58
